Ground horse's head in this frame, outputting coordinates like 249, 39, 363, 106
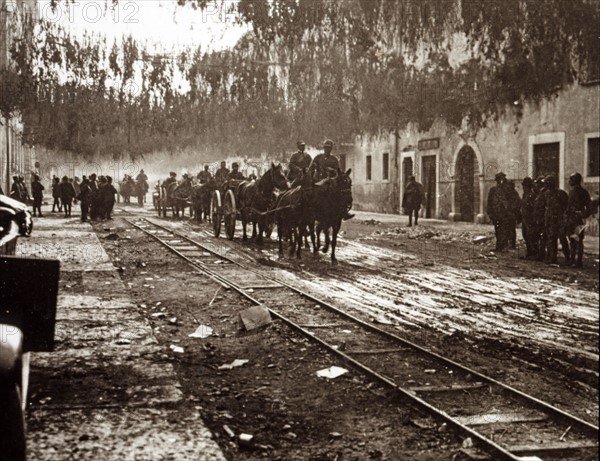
335, 168, 353, 206
269, 162, 289, 191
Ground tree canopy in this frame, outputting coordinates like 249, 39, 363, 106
2, 0, 598, 160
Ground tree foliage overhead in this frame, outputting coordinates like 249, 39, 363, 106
2, 0, 598, 160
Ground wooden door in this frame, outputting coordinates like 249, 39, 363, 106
422, 156, 436, 218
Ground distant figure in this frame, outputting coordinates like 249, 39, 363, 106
89, 173, 99, 220
215, 162, 230, 183
487, 172, 510, 252
51, 176, 62, 212
566, 172, 591, 268
102, 176, 118, 220
77, 177, 92, 222
18, 176, 29, 203
520, 177, 538, 259
504, 180, 522, 249
136, 169, 148, 182
197, 165, 212, 184
543, 175, 570, 265
532, 176, 547, 261
31, 174, 45, 217
10, 176, 22, 203
402, 175, 424, 227
288, 141, 312, 181
73, 177, 81, 204
59, 175, 76, 217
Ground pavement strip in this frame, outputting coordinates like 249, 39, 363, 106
18, 217, 226, 461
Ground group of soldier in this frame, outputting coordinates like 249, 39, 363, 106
161, 139, 354, 220
487, 171, 592, 268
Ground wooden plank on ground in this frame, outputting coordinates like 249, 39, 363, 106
508, 440, 598, 454
408, 382, 487, 393
453, 411, 548, 426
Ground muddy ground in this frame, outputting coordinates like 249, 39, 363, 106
91, 206, 597, 460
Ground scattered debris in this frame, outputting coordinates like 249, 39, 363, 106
239, 305, 272, 331
462, 437, 474, 448
104, 232, 120, 240
411, 419, 436, 430
223, 425, 235, 439
239, 433, 254, 445
473, 235, 492, 244
374, 315, 393, 325
329, 432, 343, 439
209, 287, 222, 306
169, 345, 184, 354
218, 359, 249, 370
188, 324, 214, 339
316, 366, 349, 379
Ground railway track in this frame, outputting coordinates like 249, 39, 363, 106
125, 216, 599, 461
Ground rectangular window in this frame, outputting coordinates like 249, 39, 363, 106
587, 137, 600, 178
366, 155, 372, 181
382, 152, 389, 181
533, 142, 560, 179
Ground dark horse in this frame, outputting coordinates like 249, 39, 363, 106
168, 176, 193, 217
313, 168, 353, 264
237, 163, 288, 243
135, 178, 148, 206
275, 168, 315, 259
191, 178, 217, 223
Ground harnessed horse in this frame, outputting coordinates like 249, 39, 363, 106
312, 168, 353, 264
237, 163, 288, 243
276, 168, 315, 258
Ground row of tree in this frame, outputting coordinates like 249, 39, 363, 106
2, 0, 598, 161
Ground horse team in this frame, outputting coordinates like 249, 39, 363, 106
153, 145, 354, 263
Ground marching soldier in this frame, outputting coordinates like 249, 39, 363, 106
566, 172, 591, 268
288, 141, 312, 181
543, 175, 570, 265
51, 176, 62, 212
520, 177, 538, 259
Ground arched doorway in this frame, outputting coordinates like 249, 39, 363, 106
455, 146, 478, 222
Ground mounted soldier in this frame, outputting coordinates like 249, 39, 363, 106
309, 139, 354, 220
288, 141, 312, 181
228, 162, 246, 181
197, 165, 212, 184
215, 162, 230, 183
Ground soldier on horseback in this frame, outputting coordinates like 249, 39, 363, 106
215, 162, 230, 183
197, 165, 212, 184
228, 162, 246, 181
309, 139, 354, 221
288, 141, 312, 181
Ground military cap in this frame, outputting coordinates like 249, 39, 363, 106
297, 140, 306, 147
323, 139, 334, 148
522, 177, 533, 186
494, 172, 506, 181
544, 174, 556, 186
569, 172, 582, 184
232, 162, 239, 168
169, 171, 176, 177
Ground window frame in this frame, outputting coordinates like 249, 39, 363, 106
382, 152, 390, 182
366, 154, 372, 182
584, 132, 600, 183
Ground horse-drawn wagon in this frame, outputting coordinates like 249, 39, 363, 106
210, 164, 288, 241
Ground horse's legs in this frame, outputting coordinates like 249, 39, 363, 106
242, 213, 248, 241
277, 220, 284, 258
296, 225, 303, 259
331, 221, 341, 264
314, 223, 322, 255
256, 221, 263, 244
322, 226, 330, 254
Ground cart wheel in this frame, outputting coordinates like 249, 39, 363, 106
224, 189, 236, 241
0, 384, 26, 461
211, 191, 222, 237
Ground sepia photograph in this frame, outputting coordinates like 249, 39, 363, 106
0, 0, 598, 460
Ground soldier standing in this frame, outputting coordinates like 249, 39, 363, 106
532, 177, 547, 261
59, 175, 77, 217
543, 175, 570, 265
197, 165, 212, 184
89, 173, 99, 220
288, 141, 312, 181
103, 176, 118, 220
566, 172, 591, 268
520, 177, 538, 259
504, 180, 522, 249
215, 162, 230, 183
78, 177, 92, 222
31, 174, 45, 217
51, 176, 62, 212
487, 172, 510, 252
402, 175, 424, 227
